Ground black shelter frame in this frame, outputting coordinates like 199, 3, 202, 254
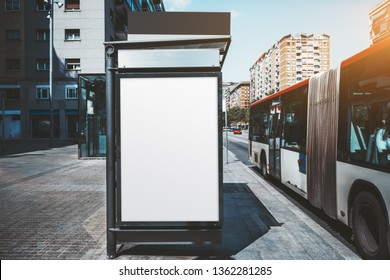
104, 35, 231, 258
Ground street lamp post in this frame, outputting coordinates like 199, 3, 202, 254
224, 92, 229, 164
48, 0, 63, 147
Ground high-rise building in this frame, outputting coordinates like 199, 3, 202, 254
369, 0, 390, 45
249, 43, 280, 102
0, 0, 165, 142
250, 33, 330, 103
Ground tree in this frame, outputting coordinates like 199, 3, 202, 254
227, 106, 249, 127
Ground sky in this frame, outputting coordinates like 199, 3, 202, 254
163, 0, 383, 82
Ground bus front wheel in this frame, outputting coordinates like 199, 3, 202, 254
352, 191, 389, 259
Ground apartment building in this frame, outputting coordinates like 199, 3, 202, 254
228, 81, 250, 110
249, 33, 330, 103
249, 43, 280, 103
0, 0, 25, 140
222, 81, 238, 110
0, 0, 165, 142
369, 0, 390, 45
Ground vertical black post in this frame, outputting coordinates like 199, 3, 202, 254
49, 0, 54, 147
105, 45, 116, 258
1, 97, 5, 152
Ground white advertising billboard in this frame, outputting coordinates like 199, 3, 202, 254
119, 75, 220, 223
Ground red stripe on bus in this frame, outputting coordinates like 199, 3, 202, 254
250, 79, 309, 108
341, 36, 390, 68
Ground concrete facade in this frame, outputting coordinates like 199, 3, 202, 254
249, 33, 330, 103
369, 0, 390, 45
228, 81, 250, 110
0, 0, 25, 140
0, 0, 165, 141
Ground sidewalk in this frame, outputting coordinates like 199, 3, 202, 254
0, 140, 76, 156
0, 144, 360, 260
223, 152, 359, 260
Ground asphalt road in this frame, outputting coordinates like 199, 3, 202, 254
223, 131, 252, 165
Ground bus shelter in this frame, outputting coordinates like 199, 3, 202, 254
104, 12, 230, 258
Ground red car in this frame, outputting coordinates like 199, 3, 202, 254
233, 128, 242, 134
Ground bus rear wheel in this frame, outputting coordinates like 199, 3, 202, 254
352, 191, 389, 259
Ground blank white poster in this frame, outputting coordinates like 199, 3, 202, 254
120, 76, 219, 222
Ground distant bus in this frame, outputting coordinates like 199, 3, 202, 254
249, 38, 390, 259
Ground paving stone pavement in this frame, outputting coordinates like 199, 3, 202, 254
0, 145, 106, 260
0, 144, 360, 260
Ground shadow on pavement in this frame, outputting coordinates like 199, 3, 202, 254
117, 183, 282, 259
0, 140, 77, 157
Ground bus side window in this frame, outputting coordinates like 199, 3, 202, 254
351, 102, 390, 167
350, 104, 368, 161
250, 110, 269, 143
370, 103, 390, 166
262, 112, 269, 138
251, 111, 260, 142
283, 101, 305, 150
284, 112, 298, 147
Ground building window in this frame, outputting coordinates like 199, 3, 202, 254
65, 0, 80, 10
36, 29, 49, 41
2, 88, 20, 99
36, 2, 50, 11
6, 30, 20, 40
6, 59, 20, 71
65, 29, 80, 40
5, 0, 20, 12
65, 59, 81, 71
36, 86, 49, 100
65, 85, 78, 99
36, 59, 49, 71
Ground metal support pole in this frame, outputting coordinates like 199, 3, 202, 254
105, 45, 116, 258
225, 97, 228, 164
49, 0, 54, 147
1, 97, 5, 153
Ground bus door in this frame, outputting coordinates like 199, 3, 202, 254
268, 104, 282, 180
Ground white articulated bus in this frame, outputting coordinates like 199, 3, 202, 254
249, 37, 390, 259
